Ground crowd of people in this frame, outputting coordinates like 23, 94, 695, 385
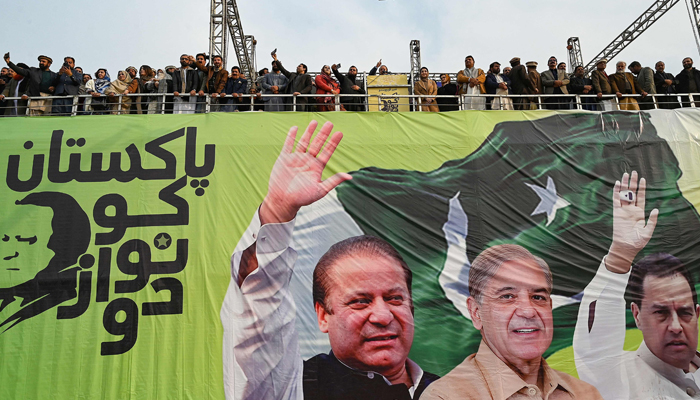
419, 55, 700, 112
1, 50, 699, 116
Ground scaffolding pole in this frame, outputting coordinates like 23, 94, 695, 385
209, 0, 227, 64
225, 0, 255, 82
581, 0, 679, 75
566, 37, 584, 75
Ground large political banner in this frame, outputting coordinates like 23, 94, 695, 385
1, 110, 700, 399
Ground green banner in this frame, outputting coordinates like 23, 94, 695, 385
2, 110, 700, 399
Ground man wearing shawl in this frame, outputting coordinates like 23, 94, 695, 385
609, 60, 645, 111
261, 61, 288, 112
414, 67, 439, 112
456, 56, 486, 110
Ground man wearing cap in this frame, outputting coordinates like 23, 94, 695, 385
540, 56, 570, 110
525, 61, 542, 110
3, 53, 57, 116
51, 56, 83, 116
591, 59, 614, 111
508, 57, 536, 110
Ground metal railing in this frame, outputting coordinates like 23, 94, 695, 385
0, 92, 696, 116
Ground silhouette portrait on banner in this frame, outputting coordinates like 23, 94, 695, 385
0, 192, 91, 331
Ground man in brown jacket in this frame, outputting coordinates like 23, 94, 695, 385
610, 61, 646, 111
526, 61, 542, 110
591, 59, 613, 111
457, 55, 486, 110
196, 54, 228, 112
421, 245, 603, 400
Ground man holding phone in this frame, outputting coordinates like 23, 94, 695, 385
51, 56, 82, 116
3, 52, 57, 116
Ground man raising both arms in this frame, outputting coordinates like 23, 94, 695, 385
221, 120, 439, 400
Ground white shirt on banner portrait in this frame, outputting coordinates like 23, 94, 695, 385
574, 259, 700, 399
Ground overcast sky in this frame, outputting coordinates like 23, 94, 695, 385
3, 0, 699, 78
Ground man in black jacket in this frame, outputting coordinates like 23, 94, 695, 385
332, 65, 366, 112
4, 53, 56, 116
0, 67, 10, 112
568, 65, 596, 110
508, 57, 536, 110
0, 64, 30, 116
675, 57, 700, 107
272, 53, 313, 111
51, 56, 83, 116
654, 61, 680, 109
171, 54, 200, 114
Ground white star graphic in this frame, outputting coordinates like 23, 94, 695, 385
525, 176, 570, 227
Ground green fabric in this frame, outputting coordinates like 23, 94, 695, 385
40, 70, 53, 93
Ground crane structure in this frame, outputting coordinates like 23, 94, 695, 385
209, 0, 228, 65
409, 40, 421, 84
209, 0, 257, 82
568, 0, 700, 76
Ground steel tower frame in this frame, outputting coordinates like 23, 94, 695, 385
209, 0, 256, 81
209, 0, 227, 64
569, 0, 679, 76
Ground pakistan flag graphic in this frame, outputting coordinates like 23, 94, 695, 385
289, 111, 700, 375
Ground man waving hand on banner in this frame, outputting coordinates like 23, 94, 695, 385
573, 171, 700, 399
221, 120, 439, 400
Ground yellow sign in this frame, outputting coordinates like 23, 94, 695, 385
367, 74, 410, 112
